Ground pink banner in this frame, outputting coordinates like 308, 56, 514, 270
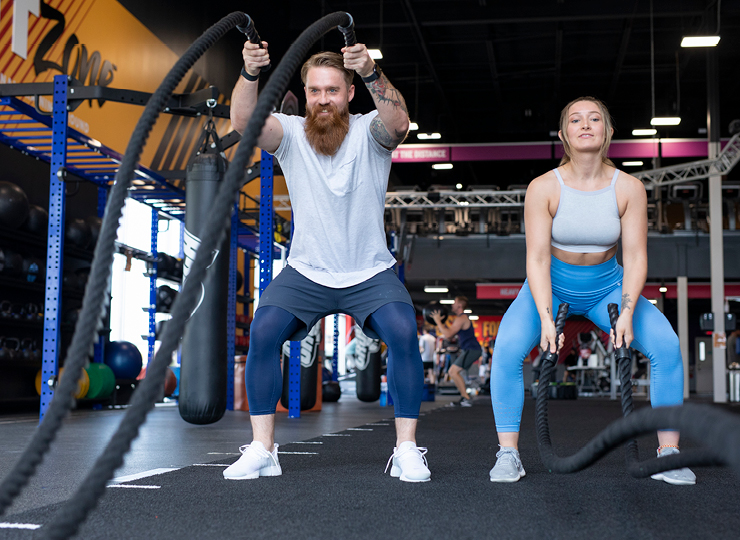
476, 284, 523, 299
452, 143, 551, 161
391, 146, 450, 162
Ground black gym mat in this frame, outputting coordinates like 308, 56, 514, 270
2, 398, 739, 540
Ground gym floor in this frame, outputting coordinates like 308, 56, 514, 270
1, 394, 739, 539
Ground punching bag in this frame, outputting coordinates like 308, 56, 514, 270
280, 323, 320, 410
179, 152, 230, 424
355, 325, 382, 402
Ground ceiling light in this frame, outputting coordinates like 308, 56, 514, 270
681, 36, 720, 47
455, 183, 463, 189
409, 122, 418, 131
417, 132, 441, 140
469, 315, 479, 321
623, 161, 644, 167
463, 309, 472, 314
648, 299, 658, 305
367, 49, 383, 59
632, 129, 657, 136
432, 163, 453, 170
424, 286, 448, 293
659, 286, 668, 293
651, 117, 681, 126
439, 299, 454, 305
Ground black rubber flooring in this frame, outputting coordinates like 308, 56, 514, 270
2, 397, 740, 540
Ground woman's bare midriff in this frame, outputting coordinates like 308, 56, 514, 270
551, 245, 618, 266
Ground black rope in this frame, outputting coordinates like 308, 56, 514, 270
0, 10, 356, 540
535, 303, 735, 479
0, 10, 249, 523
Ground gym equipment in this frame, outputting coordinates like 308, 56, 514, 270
179, 151, 230, 425
422, 301, 448, 325
236, 270, 243, 292
65, 218, 92, 249
23, 302, 42, 322
354, 325, 382, 402
164, 368, 177, 397
322, 380, 341, 402
156, 285, 178, 313
0, 12, 364, 539
534, 303, 738, 479
85, 363, 115, 399
280, 323, 320, 410
0, 337, 20, 361
37, 368, 89, 399
104, 341, 143, 380
0, 181, 29, 229
22, 205, 49, 236
22, 257, 43, 283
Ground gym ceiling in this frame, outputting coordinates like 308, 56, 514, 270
117, 0, 740, 315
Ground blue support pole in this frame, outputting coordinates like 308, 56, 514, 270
148, 209, 158, 366
226, 205, 238, 410
40, 75, 69, 421
93, 187, 107, 365
332, 316, 339, 382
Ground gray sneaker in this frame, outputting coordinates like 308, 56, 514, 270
489, 446, 525, 483
650, 446, 696, 486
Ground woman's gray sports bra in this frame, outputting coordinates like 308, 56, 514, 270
550, 168, 621, 253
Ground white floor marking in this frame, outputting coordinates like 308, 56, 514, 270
0, 523, 41, 530
346, 428, 373, 431
288, 441, 323, 444
107, 485, 161, 489
111, 468, 179, 483
193, 463, 229, 467
278, 451, 318, 455
321, 434, 351, 437
366, 423, 390, 426
207, 452, 239, 455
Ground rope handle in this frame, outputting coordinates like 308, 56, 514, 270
237, 13, 271, 73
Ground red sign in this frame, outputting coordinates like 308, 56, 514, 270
476, 284, 523, 299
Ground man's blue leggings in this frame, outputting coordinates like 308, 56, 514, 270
491, 256, 683, 432
246, 302, 423, 418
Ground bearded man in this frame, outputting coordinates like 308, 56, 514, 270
225, 40, 430, 483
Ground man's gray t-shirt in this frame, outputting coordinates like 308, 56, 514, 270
271, 110, 397, 288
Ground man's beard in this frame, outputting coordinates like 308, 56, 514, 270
304, 103, 350, 156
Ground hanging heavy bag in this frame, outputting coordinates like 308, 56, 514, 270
280, 323, 320, 411
178, 150, 230, 425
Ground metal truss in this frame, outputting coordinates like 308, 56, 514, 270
635, 132, 740, 187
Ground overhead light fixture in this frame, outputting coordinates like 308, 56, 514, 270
623, 161, 644, 167
659, 286, 668, 293
469, 315, 479, 321
424, 286, 448, 293
439, 299, 454, 305
648, 299, 658, 305
432, 163, 453, 170
651, 117, 681, 126
367, 49, 383, 59
632, 128, 657, 136
463, 309, 472, 314
455, 183, 463, 189
409, 122, 419, 131
681, 36, 720, 47
417, 133, 441, 140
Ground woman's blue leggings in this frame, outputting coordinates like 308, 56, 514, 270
491, 256, 683, 432
246, 302, 423, 418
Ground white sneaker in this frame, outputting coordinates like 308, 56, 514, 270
650, 446, 696, 486
385, 441, 431, 482
489, 446, 526, 483
223, 441, 282, 480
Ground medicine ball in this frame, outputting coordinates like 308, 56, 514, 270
0, 181, 30, 229
422, 301, 449, 325
22, 205, 49, 236
104, 341, 143, 379
65, 218, 92, 249
322, 380, 342, 402
236, 270, 243, 292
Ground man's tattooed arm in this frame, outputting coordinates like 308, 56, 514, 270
366, 73, 409, 149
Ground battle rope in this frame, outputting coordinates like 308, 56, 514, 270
0, 10, 357, 540
535, 303, 737, 478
